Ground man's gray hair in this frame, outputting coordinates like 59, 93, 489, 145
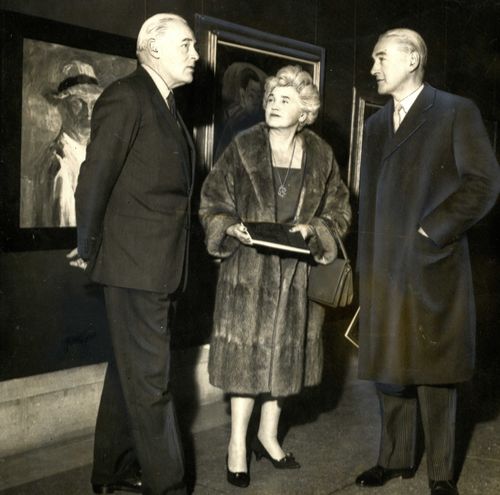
136, 13, 187, 62
380, 28, 428, 69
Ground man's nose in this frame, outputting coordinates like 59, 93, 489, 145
370, 61, 378, 76
191, 47, 199, 61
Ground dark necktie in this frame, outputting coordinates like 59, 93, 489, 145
166, 91, 177, 119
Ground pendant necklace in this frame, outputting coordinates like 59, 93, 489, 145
271, 137, 297, 198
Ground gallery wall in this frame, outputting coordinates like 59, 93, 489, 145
0, 0, 498, 380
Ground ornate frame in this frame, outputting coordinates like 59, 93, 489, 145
193, 14, 325, 171
347, 87, 383, 198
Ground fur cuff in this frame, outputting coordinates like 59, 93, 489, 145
206, 214, 240, 258
309, 217, 338, 264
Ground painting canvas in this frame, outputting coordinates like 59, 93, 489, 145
212, 43, 316, 162
0, 11, 136, 251
20, 39, 136, 229
194, 15, 325, 171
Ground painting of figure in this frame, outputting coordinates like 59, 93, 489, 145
214, 62, 267, 160
20, 39, 136, 228
210, 41, 317, 168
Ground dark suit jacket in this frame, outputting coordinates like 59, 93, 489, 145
357, 84, 499, 385
75, 66, 195, 293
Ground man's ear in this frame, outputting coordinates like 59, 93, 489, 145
409, 50, 420, 72
148, 39, 159, 58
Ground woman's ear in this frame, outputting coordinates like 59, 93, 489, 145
299, 113, 307, 123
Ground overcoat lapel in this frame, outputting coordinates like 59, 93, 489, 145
137, 64, 192, 191
151, 89, 180, 140
177, 114, 196, 191
382, 84, 436, 161
135, 66, 183, 145
150, 90, 192, 186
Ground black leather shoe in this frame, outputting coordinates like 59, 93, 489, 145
355, 465, 415, 487
251, 437, 300, 469
429, 480, 458, 494
92, 476, 142, 494
226, 455, 250, 488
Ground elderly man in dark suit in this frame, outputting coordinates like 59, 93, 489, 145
72, 13, 198, 495
355, 28, 499, 495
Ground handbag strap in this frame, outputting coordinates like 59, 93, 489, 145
317, 217, 350, 262
332, 228, 350, 262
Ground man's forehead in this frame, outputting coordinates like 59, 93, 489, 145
372, 38, 401, 57
163, 21, 195, 41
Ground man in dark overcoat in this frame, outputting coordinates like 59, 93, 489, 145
355, 28, 499, 495
72, 13, 198, 495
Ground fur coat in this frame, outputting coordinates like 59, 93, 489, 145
199, 123, 351, 396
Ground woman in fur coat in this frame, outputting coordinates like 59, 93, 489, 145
199, 65, 351, 487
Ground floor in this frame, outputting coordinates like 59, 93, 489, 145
1, 340, 499, 495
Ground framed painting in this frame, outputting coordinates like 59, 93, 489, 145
193, 14, 325, 171
347, 87, 384, 198
0, 11, 137, 251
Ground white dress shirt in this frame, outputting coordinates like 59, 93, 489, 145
393, 84, 425, 126
141, 63, 172, 109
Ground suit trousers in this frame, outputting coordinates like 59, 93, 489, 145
376, 383, 457, 481
92, 286, 186, 495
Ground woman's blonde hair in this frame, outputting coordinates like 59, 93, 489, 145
263, 65, 320, 129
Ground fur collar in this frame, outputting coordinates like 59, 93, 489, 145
233, 123, 333, 222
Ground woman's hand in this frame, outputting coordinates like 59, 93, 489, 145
289, 224, 314, 240
226, 223, 253, 245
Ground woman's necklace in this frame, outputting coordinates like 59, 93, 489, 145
270, 137, 297, 198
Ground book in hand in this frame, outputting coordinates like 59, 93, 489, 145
244, 222, 310, 255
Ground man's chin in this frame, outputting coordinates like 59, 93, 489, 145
376, 83, 388, 95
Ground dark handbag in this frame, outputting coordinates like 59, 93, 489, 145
308, 229, 354, 308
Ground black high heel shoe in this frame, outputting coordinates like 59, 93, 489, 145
226, 455, 250, 488
251, 437, 300, 469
